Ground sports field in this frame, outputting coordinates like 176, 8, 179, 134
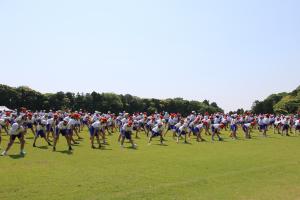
1, 129, 300, 200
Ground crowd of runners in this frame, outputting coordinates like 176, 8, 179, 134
0, 107, 299, 156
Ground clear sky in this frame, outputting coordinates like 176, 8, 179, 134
0, 0, 300, 112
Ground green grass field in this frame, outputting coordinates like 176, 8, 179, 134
1, 128, 300, 200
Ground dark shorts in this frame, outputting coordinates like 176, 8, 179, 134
27, 123, 33, 128
89, 127, 100, 136
168, 125, 175, 130
146, 124, 151, 129
36, 130, 46, 138
193, 127, 200, 134
242, 125, 248, 132
56, 128, 68, 137
282, 124, 289, 131
11, 133, 23, 141
151, 131, 161, 137
259, 124, 267, 130
123, 131, 132, 140
296, 125, 300, 130
67, 129, 73, 135
46, 124, 53, 132
211, 126, 216, 133
179, 130, 186, 136
230, 124, 237, 132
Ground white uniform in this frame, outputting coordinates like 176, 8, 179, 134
9, 123, 23, 135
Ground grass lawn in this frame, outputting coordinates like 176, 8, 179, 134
1, 128, 300, 200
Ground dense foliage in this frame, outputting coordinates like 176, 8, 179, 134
0, 84, 223, 115
252, 85, 300, 114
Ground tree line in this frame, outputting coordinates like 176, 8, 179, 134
251, 85, 300, 114
0, 84, 223, 116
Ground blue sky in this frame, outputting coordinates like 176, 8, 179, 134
0, 0, 299, 112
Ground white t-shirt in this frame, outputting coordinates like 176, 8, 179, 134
92, 121, 101, 129
36, 124, 46, 132
67, 119, 76, 129
57, 121, 68, 130
122, 123, 132, 132
152, 125, 163, 133
9, 123, 23, 135
179, 123, 188, 132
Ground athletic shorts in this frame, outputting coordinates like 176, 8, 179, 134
282, 124, 289, 131
67, 129, 73, 135
46, 124, 53, 132
56, 128, 68, 137
27, 123, 33, 128
168, 125, 175, 130
123, 131, 132, 140
242, 125, 248, 132
36, 130, 46, 138
89, 127, 100, 136
230, 124, 237, 132
178, 130, 186, 136
259, 124, 267, 130
10, 133, 23, 141
193, 127, 200, 134
151, 131, 161, 137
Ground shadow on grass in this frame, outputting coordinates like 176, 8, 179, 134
154, 143, 169, 147
36, 146, 49, 150
57, 150, 73, 155
182, 142, 193, 145
99, 148, 112, 151
9, 154, 25, 159
124, 146, 138, 150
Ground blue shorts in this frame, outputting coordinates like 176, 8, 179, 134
11, 133, 23, 141
259, 124, 267, 130
89, 127, 100, 136
67, 129, 72, 135
282, 124, 289, 131
123, 131, 132, 140
230, 124, 237, 132
36, 130, 46, 138
56, 128, 68, 137
46, 124, 53, 132
211, 126, 215, 133
151, 131, 161, 137
146, 124, 151, 129
27, 123, 33, 128
179, 131, 186, 136
242, 125, 248, 132
168, 125, 175, 130
193, 127, 200, 134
